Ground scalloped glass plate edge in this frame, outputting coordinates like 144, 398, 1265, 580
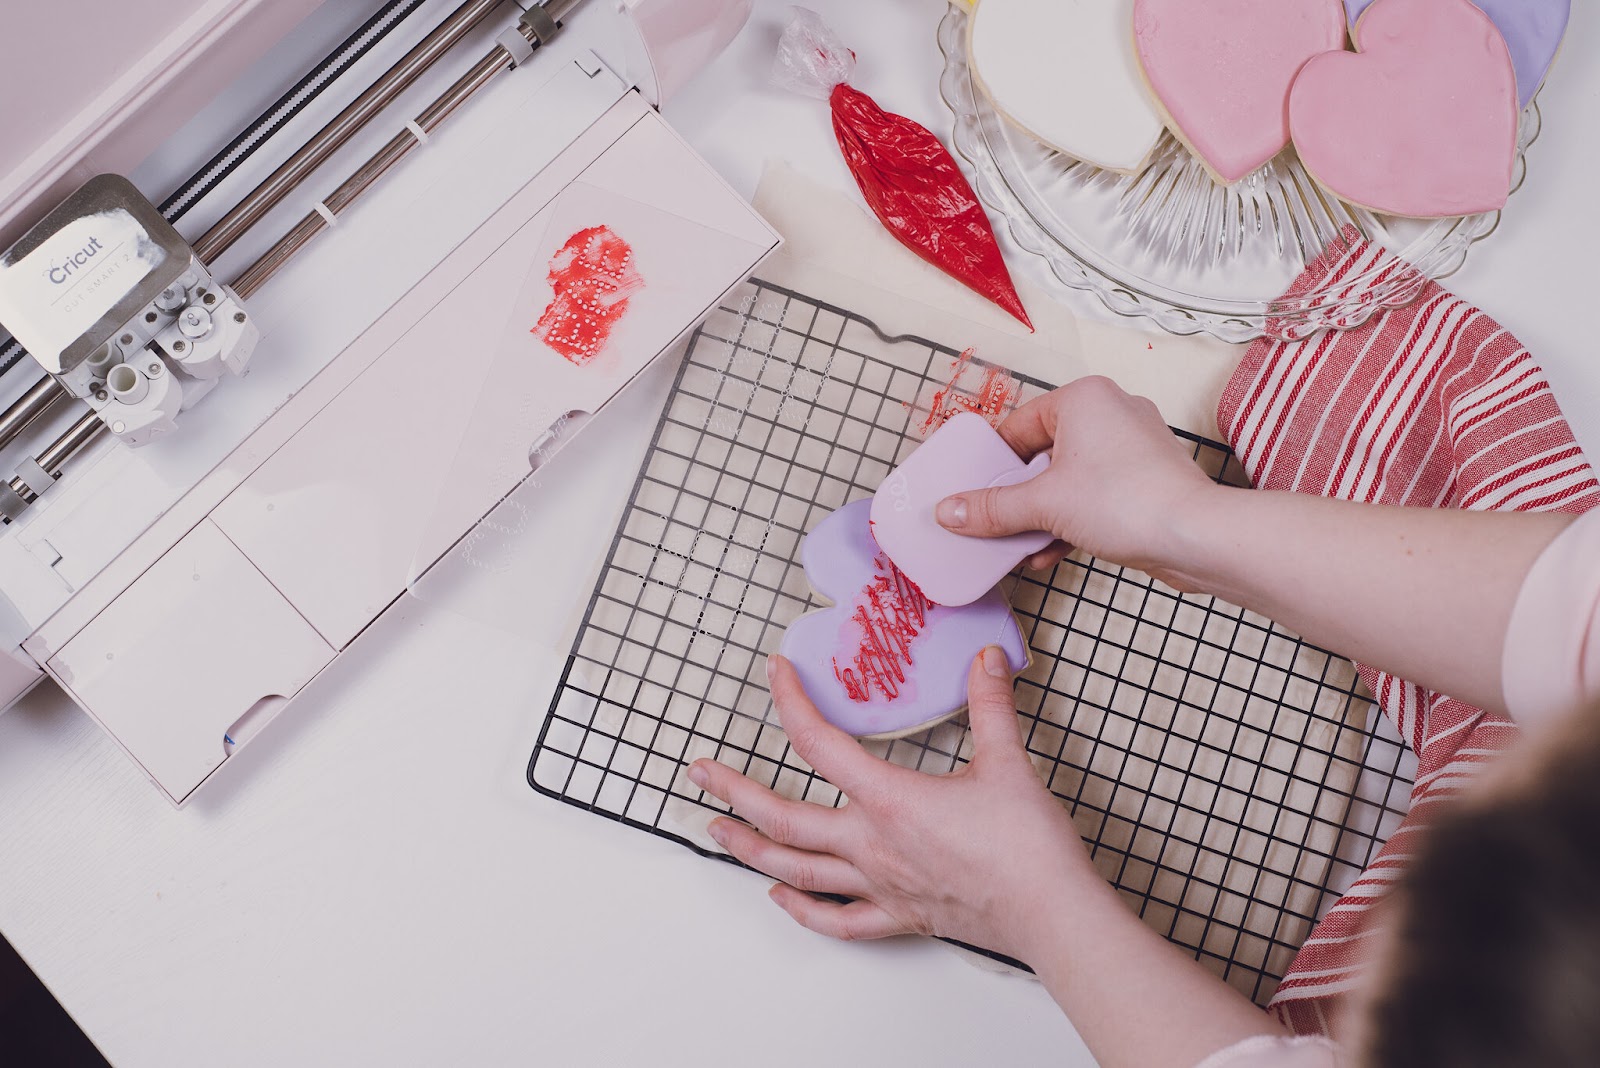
937, 3, 1540, 344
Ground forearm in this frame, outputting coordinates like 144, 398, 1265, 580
1157, 486, 1573, 715
1025, 878, 1285, 1067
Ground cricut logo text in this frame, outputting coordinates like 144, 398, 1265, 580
46, 237, 105, 285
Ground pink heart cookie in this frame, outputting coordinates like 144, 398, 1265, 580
1135, 0, 1348, 185
1345, 0, 1569, 109
1289, 0, 1518, 218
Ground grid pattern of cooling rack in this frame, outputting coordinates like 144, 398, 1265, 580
529, 279, 1414, 1006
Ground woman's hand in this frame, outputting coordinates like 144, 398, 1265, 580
938, 376, 1574, 725
690, 650, 1289, 1067
687, 649, 1097, 964
935, 376, 1217, 585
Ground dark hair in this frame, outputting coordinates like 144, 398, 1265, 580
1364, 712, 1600, 1067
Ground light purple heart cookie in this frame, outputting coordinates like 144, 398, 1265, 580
1346, 0, 1569, 108
778, 499, 1030, 739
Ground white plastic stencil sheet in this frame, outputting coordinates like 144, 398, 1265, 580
404, 179, 774, 636
529, 280, 1414, 1006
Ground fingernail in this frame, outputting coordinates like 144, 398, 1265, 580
982, 645, 1009, 678
687, 762, 708, 788
707, 819, 729, 846
936, 497, 968, 529
766, 654, 781, 685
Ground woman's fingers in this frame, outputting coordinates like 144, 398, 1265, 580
1024, 540, 1074, 572
708, 817, 868, 898
768, 883, 913, 941
767, 655, 899, 798
964, 647, 1028, 764
993, 390, 1062, 460
689, 757, 843, 854
935, 480, 1047, 539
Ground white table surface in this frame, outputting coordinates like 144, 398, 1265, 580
3, 2, 1597, 1066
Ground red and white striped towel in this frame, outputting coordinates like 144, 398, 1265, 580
1217, 226, 1600, 1035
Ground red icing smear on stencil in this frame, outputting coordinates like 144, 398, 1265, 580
828, 84, 1033, 331
832, 553, 936, 703
916, 347, 1017, 435
532, 225, 643, 366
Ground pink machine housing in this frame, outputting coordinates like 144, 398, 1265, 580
0, 0, 775, 805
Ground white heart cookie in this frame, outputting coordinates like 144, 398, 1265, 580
969, 0, 1166, 174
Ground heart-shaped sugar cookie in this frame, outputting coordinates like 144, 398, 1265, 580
1134, 0, 1348, 185
778, 500, 1029, 739
1345, 0, 1569, 108
969, 0, 1166, 174
1289, 0, 1518, 218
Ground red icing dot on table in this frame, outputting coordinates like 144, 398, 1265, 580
832, 553, 936, 703
916, 347, 1016, 435
532, 225, 643, 366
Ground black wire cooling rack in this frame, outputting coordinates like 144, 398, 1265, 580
528, 279, 1416, 1006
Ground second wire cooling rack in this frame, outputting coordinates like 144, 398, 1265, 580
528, 279, 1413, 1006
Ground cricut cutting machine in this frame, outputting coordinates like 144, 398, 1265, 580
0, 0, 780, 804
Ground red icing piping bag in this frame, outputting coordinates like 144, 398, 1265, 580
773, 8, 1034, 331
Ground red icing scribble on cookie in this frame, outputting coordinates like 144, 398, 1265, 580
916, 348, 1016, 435
532, 225, 643, 366
833, 553, 936, 702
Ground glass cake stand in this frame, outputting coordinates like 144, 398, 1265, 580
937, 3, 1541, 343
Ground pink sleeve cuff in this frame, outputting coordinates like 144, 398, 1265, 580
1503, 509, 1600, 727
